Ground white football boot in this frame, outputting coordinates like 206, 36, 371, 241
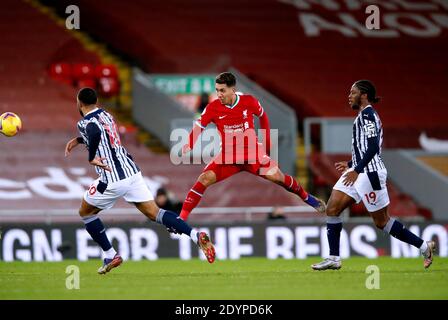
311, 257, 342, 271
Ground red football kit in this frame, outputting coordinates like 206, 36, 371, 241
179, 93, 318, 221
189, 93, 275, 181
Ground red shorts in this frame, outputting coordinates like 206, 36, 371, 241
203, 153, 278, 182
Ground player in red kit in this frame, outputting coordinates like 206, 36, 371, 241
179, 72, 326, 221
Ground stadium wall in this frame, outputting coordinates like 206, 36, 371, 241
132, 68, 193, 147
1, 221, 446, 262
382, 150, 448, 220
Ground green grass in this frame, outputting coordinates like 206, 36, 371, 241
1, 257, 447, 299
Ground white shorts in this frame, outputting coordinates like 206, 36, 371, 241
84, 172, 154, 210
333, 168, 390, 212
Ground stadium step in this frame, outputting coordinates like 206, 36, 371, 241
296, 134, 309, 189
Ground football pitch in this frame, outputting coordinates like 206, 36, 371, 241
1, 257, 447, 300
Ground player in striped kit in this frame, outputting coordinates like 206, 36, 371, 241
312, 80, 435, 270
65, 88, 215, 274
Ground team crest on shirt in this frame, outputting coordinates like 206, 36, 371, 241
243, 109, 248, 119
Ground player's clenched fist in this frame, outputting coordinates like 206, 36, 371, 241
89, 157, 112, 172
334, 161, 349, 172
65, 137, 80, 157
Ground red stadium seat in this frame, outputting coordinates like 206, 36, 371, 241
48, 62, 72, 85
73, 63, 94, 81
95, 64, 118, 79
98, 76, 119, 97
76, 78, 97, 89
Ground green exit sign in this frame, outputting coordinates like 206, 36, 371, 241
151, 75, 215, 95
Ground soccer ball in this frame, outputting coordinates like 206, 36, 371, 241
0, 112, 22, 137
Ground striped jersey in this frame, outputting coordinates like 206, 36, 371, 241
77, 108, 140, 183
351, 105, 386, 173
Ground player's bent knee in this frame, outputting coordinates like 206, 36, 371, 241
326, 205, 342, 217
198, 171, 216, 187
266, 166, 280, 178
264, 168, 282, 184
371, 208, 389, 229
78, 204, 99, 217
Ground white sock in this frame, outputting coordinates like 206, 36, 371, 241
104, 247, 117, 259
190, 229, 199, 244
420, 241, 428, 254
330, 255, 341, 261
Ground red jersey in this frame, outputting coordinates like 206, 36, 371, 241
195, 94, 266, 163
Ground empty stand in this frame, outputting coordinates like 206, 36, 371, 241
0, 0, 100, 131
49, 0, 448, 148
417, 156, 448, 177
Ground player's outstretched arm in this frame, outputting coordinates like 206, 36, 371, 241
64, 137, 83, 157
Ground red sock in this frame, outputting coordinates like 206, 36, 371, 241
284, 175, 308, 200
179, 181, 207, 220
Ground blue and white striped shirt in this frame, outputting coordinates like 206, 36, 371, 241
351, 105, 386, 173
77, 108, 140, 183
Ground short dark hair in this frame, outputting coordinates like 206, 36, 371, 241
156, 187, 167, 197
215, 72, 236, 87
77, 87, 98, 105
354, 80, 380, 104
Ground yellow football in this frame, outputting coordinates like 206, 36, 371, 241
0, 112, 22, 137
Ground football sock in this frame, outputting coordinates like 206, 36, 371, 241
82, 215, 113, 252
283, 175, 308, 200
156, 209, 192, 236
180, 181, 207, 220
190, 230, 199, 245
327, 216, 343, 257
304, 194, 321, 208
104, 247, 117, 260
420, 241, 428, 254
383, 218, 424, 249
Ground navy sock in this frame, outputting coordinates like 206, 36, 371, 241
327, 216, 343, 256
305, 194, 319, 208
384, 218, 424, 249
156, 209, 193, 236
83, 216, 112, 251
